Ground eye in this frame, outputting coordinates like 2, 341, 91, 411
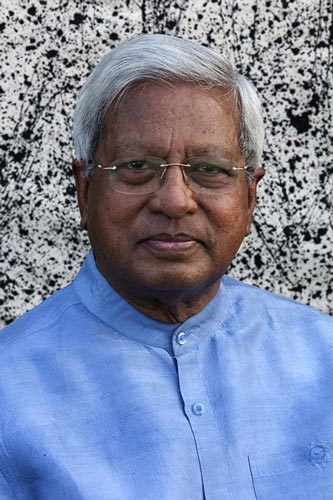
124, 160, 150, 170
196, 163, 223, 174
188, 157, 236, 177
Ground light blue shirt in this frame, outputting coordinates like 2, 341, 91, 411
0, 251, 332, 499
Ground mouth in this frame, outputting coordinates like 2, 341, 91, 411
139, 233, 203, 253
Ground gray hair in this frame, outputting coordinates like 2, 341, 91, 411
73, 34, 264, 177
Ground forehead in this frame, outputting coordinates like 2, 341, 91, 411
98, 83, 242, 159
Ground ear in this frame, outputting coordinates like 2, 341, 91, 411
72, 160, 89, 230
245, 167, 265, 236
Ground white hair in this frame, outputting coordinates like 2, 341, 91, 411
73, 34, 264, 177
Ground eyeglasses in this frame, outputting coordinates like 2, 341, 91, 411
95, 156, 253, 195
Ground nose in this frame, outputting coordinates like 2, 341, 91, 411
147, 165, 198, 218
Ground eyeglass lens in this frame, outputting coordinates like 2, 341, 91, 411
104, 157, 242, 195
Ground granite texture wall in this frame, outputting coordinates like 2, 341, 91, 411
1, 0, 332, 326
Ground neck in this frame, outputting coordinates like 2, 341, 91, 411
102, 273, 221, 323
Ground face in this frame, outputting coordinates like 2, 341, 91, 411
74, 83, 263, 302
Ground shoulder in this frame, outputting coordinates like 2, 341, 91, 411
222, 275, 333, 332
0, 284, 81, 352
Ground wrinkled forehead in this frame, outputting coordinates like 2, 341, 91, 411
96, 82, 242, 160
108, 80, 240, 124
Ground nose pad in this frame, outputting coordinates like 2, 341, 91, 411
149, 165, 198, 216
180, 166, 190, 187
160, 165, 190, 190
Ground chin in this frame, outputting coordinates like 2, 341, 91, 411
138, 267, 220, 293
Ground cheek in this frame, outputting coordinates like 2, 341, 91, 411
87, 186, 145, 247
205, 194, 249, 233
87, 187, 116, 245
88, 184, 118, 225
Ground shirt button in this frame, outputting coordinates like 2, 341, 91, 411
309, 445, 329, 463
176, 331, 187, 345
192, 402, 206, 415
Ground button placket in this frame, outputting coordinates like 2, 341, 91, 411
175, 348, 231, 497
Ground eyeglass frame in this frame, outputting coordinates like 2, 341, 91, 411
92, 156, 256, 195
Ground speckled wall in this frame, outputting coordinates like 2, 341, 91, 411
1, 0, 332, 326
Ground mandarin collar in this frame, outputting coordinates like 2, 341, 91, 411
73, 251, 231, 355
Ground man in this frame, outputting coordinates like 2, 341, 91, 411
0, 34, 332, 500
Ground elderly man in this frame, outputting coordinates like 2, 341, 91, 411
1, 34, 332, 500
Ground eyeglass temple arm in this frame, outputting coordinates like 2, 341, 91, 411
96, 163, 253, 172
96, 165, 117, 170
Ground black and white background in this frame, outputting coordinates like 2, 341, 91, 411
1, 0, 332, 326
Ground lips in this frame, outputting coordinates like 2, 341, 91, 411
139, 232, 202, 252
